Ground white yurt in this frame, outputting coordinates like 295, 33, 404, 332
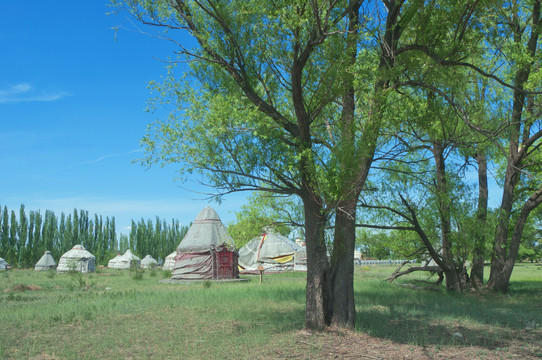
141, 255, 158, 269
107, 253, 123, 268
57, 245, 96, 273
238, 232, 301, 272
162, 251, 177, 271
34, 251, 57, 271
0, 257, 10, 271
109, 249, 141, 269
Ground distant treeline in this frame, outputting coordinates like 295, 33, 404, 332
0, 204, 189, 268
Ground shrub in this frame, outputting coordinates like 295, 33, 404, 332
132, 268, 145, 280
69, 271, 94, 290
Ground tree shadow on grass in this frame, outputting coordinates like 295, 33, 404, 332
354, 280, 542, 351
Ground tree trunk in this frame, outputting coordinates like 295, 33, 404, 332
488, 187, 542, 292
470, 151, 488, 288
324, 0, 360, 330
487, 156, 520, 291
303, 195, 331, 330
431, 139, 464, 292
330, 203, 357, 329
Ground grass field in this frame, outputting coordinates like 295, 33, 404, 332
0, 264, 541, 359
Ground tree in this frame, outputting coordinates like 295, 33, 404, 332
0, 206, 6, 258
360, 0, 542, 294
72, 209, 79, 248
8, 210, 18, 265
119, 233, 129, 254
109, 217, 117, 253
26, 210, 36, 266
356, 62, 501, 291
485, 0, 542, 292
116, 0, 389, 329
17, 205, 28, 267
58, 212, 66, 256
115, 0, 489, 328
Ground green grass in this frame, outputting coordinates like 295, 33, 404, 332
0, 265, 541, 359
355, 264, 542, 348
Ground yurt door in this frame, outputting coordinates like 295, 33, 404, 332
216, 250, 234, 279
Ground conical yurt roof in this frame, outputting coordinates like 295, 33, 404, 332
34, 250, 57, 271
162, 251, 177, 270
60, 245, 95, 260
141, 255, 158, 268
123, 249, 140, 261
177, 207, 235, 252
239, 232, 300, 270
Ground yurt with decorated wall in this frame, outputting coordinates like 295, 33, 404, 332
171, 207, 239, 280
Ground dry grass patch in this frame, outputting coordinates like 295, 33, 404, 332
28, 353, 57, 360
6, 283, 42, 292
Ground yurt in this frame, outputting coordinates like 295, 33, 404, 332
0, 257, 10, 271
57, 245, 95, 273
110, 249, 141, 269
34, 251, 56, 271
238, 232, 301, 272
171, 207, 239, 280
162, 251, 177, 271
141, 255, 158, 269
107, 253, 122, 268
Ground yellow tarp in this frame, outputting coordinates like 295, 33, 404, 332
272, 255, 293, 264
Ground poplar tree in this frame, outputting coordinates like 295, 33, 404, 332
17, 205, 28, 266
9, 210, 18, 265
0, 206, 7, 258
58, 212, 66, 256
27, 211, 36, 265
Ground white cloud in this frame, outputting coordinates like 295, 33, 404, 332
0, 83, 69, 104
0, 83, 32, 96
80, 149, 144, 166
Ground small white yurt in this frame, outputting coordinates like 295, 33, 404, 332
0, 257, 10, 271
57, 245, 95, 273
110, 249, 141, 269
35, 251, 57, 271
141, 255, 158, 269
162, 251, 177, 271
107, 253, 123, 268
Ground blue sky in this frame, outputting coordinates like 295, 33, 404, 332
0, 2, 246, 233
